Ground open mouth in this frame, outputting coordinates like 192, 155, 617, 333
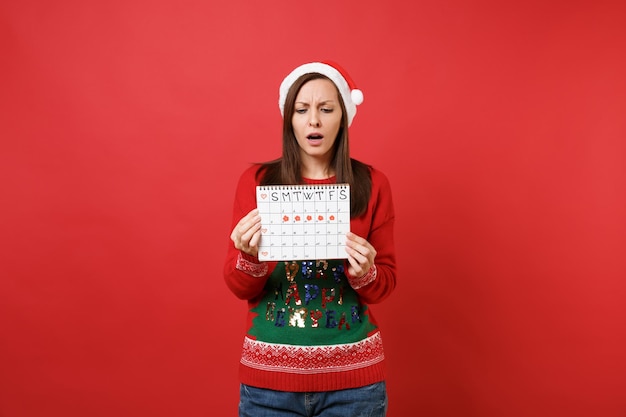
307, 134, 323, 140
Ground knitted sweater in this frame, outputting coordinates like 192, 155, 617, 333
223, 163, 396, 392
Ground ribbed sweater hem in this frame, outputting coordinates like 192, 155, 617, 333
239, 361, 386, 392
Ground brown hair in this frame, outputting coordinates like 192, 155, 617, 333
257, 72, 372, 218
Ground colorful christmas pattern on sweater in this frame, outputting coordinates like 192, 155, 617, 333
241, 259, 384, 374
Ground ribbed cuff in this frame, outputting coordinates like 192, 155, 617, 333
347, 264, 377, 289
236, 252, 268, 277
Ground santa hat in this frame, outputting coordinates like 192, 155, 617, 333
278, 61, 364, 127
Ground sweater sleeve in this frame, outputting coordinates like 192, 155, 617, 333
345, 168, 397, 304
223, 165, 276, 300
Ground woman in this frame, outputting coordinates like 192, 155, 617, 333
224, 61, 397, 417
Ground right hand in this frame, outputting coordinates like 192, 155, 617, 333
230, 208, 262, 257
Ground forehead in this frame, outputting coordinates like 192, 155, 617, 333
296, 78, 339, 100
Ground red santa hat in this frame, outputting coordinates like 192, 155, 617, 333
278, 61, 364, 127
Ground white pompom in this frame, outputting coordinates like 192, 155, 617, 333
351, 89, 364, 105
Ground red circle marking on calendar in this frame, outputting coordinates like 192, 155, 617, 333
306, 215, 312, 221
318, 215, 324, 221
295, 215, 301, 221
329, 215, 335, 220
283, 215, 289, 222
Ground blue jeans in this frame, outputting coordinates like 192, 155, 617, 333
239, 382, 387, 417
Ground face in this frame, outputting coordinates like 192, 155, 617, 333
291, 78, 343, 166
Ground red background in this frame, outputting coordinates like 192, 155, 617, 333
1, 1, 625, 416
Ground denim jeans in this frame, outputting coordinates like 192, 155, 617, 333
239, 382, 387, 417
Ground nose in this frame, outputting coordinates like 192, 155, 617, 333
308, 110, 321, 127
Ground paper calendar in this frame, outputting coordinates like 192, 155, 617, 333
256, 184, 351, 261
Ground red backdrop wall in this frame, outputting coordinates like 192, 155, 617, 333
1, 1, 625, 416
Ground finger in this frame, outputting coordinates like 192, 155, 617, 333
346, 232, 375, 253
240, 212, 261, 232
242, 208, 259, 221
346, 245, 371, 272
346, 254, 366, 277
345, 252, 358, 270
233, 209, 259, 230
345, 245, 368, 265
248, 227, 262, 249
232, 211, 261, 240
347, 241, 376, 267
345, 231, 368, 245
240, 222, 262, 247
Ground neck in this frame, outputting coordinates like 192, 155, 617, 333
300, 157, 334, 180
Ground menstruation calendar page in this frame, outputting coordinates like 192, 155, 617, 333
256, 184, 350, 261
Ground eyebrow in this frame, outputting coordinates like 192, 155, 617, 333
295, 100, 336, 106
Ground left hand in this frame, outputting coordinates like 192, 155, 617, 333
344, 232, 377, 278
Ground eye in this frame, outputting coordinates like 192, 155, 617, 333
295, 108, 307, 114
321, 108, 334, 113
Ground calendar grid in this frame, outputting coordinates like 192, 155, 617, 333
256, 184, 351, 261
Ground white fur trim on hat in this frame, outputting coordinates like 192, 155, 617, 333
278, 62, 363, 127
